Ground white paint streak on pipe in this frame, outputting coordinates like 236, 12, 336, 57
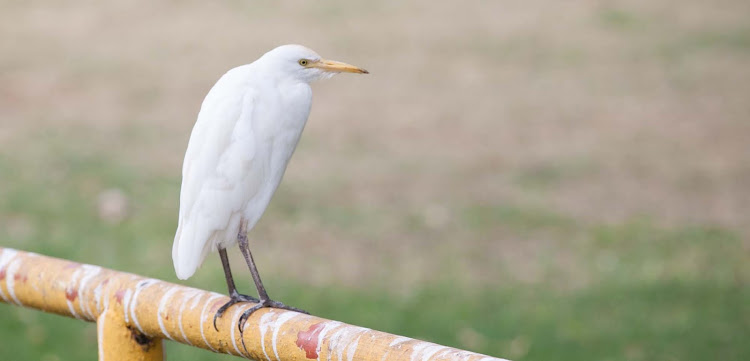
0, 249, 18, 303
77, 265, 101, 319
314, 321, 343, 361
66, 267, 83, 319
4, 257, 23, 306
157, 287, 179, 341
411, 342, 450, 361
102, 286, 111, 319
346, 334, 363, 361
331, 327, 349, 361
380, 350, 391, 361
94, 283, 104, 314
422, 345, 450, 361
379, 333, 396, 361
435, 349, 454, 361
271, 311, 299, 361
121, 289, 133, 324
329, 325, 369, 361
199, 294, 222, 352
258, 311, 276, 361
389, 336, 412, 348
0, 249, 17, 267
458, 350, 488, 361
129, 279, 159, 335
189, 290, 204, 309
97, 307, 107, 361
178, 290, 201, 345
229, 305, 246, 357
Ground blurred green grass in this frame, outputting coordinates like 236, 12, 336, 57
1, 150, 747, 361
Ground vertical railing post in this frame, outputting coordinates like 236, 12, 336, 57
97, 305, 164, 361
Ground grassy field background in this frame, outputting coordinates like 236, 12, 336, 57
1, 1, 748, 360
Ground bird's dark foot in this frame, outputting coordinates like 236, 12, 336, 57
237, 299, 309, 333
213, 291, 261, 331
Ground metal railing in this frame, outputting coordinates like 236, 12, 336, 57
0, 247, 508, 361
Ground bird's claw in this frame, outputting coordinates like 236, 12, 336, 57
237, 299, 309, 333
213, 293, 261, 331
228, 299, 308, 356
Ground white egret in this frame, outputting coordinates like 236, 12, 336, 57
172, 44, 368, 331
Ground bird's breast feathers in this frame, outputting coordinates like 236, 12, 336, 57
176, 74, 313, 247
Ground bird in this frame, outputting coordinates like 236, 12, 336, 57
172, 44, 368, 332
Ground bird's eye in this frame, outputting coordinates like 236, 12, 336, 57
298, 59, 309, 66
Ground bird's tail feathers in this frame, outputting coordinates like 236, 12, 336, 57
172, 220, 212, 280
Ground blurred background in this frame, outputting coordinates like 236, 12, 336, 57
1, 0, 748, 360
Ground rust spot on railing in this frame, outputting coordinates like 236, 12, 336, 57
65, 289, 78, 301
115, 289, 125, 303
296, 322, 325, 359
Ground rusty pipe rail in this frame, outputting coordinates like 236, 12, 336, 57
0, 247, 508, 361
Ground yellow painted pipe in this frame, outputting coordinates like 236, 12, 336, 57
0, 248, 508, 361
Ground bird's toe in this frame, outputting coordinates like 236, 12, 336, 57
268, 300, 309, 314
214, 293, 262, 331
238, 303, 267, 333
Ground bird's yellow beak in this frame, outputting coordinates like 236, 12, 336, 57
312, 59, 369, 74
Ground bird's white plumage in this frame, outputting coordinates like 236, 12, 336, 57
172, 45, 357, 280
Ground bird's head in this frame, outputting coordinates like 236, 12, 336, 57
259, 44, 368, 83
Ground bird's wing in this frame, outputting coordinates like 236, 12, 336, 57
172, 79, 260, 280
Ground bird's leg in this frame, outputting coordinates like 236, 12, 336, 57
239, 230, 270, 301
213, 247, 260, 331
236, 229, 308, 335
